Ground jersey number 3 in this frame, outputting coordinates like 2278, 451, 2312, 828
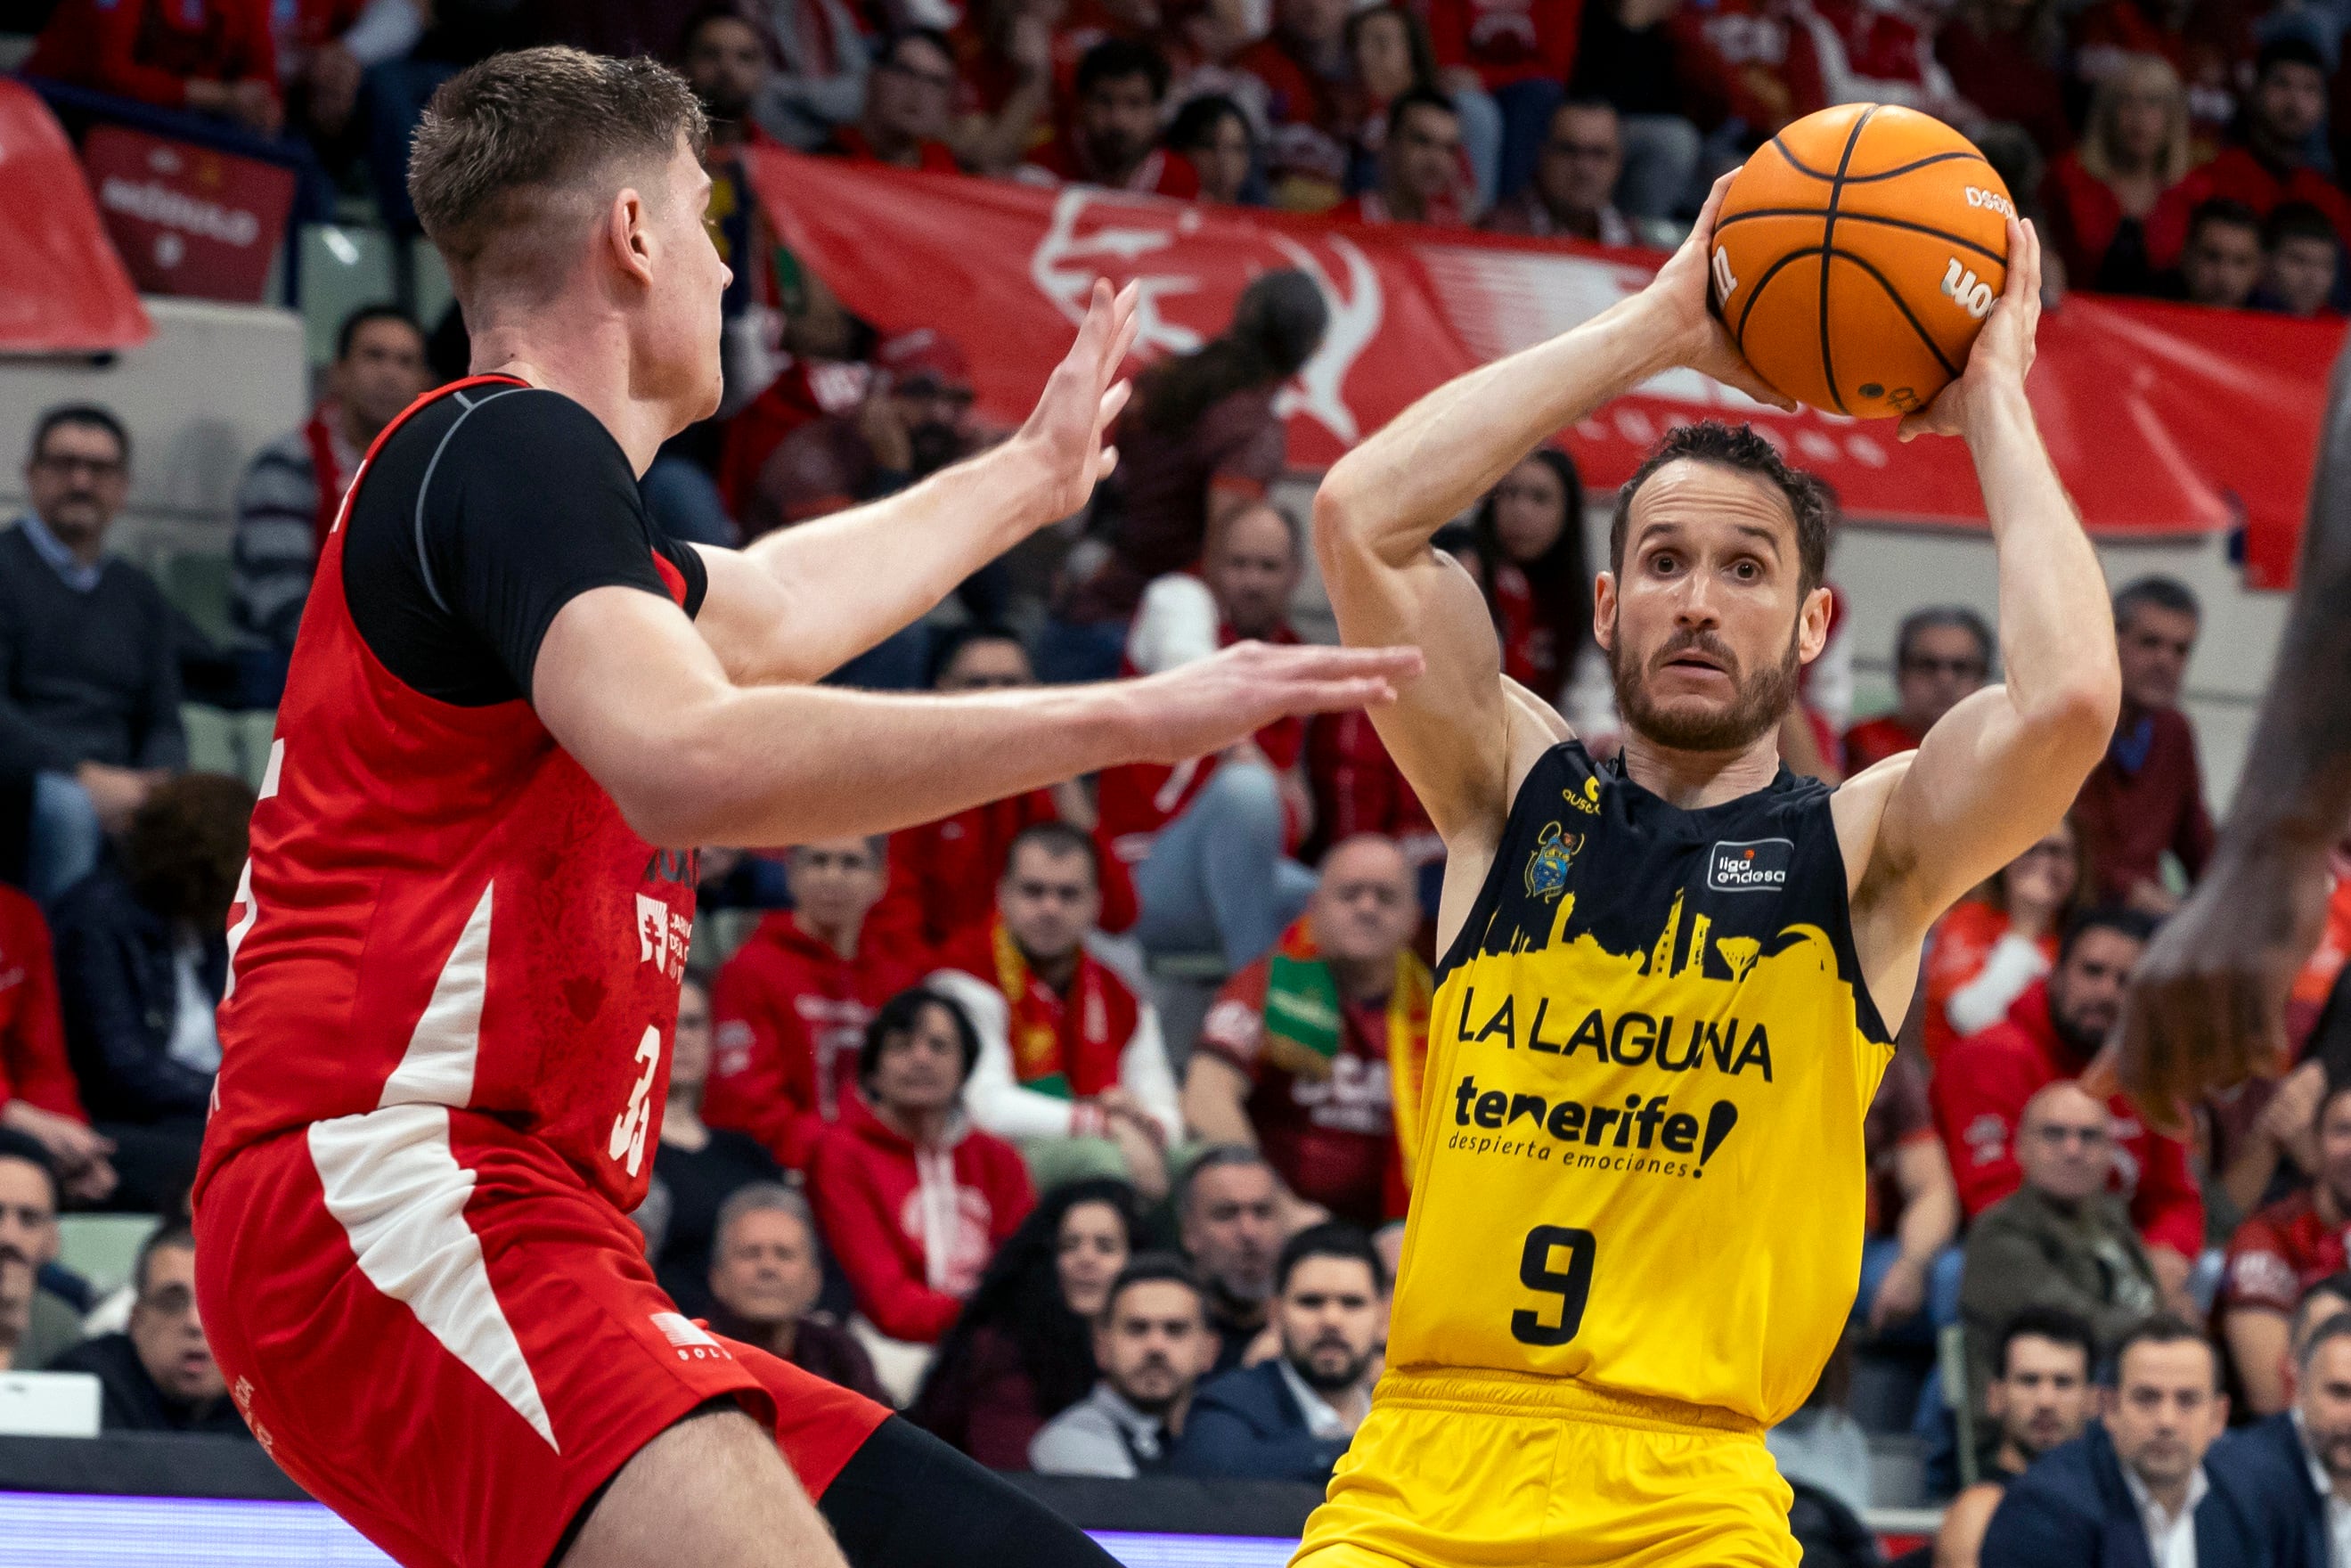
1510, 1226, 1596, 1347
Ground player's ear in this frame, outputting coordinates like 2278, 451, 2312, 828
606, 185, 657, 288
1795, 583, 1833, 665
1592, 572, 1618, 651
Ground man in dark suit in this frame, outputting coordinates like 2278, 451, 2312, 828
1171, 1222, 1384, 1482
1984, 1315, 2265, 1567
2208, 1297, 2351, 1568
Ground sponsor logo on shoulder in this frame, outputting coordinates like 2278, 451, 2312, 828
1708, 837, 1792, 893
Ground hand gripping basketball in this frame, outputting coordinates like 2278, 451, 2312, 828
1894, 215, 2040, 445
1648, 173, 1800, 414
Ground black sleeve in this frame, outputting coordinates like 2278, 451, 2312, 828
344, 387, 708, 708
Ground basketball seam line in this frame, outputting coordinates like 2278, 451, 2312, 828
1734, 247, 1823, 352
1832, 247, 1963, 383
1765, 140, 1979, 186
1713, 208, 2005, 265
1818, 106, 1879, 418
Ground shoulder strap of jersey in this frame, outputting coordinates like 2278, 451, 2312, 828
328, 374, 533, 540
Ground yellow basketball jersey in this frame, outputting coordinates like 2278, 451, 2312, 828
1386, 741, 1895, 1428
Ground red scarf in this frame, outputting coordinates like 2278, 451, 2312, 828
982, 919, 1133, 1099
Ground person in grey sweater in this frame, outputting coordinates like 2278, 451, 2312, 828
1030, 1254, 1217, 1477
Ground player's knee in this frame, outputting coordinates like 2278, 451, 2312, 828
561, 1406, 837, 1568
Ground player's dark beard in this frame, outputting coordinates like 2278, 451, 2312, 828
1610, 618, 1802, 753
907, 421, 964, 478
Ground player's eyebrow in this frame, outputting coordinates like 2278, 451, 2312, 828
1729, 523, 1784, 557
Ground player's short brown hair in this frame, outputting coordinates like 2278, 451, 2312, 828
408, 45, 707, 288
1609, 421, 1833, 595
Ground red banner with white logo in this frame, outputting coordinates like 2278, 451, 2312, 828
749, 147, 2342, 567
0, 80, 150, 353
78, 125, 296, 306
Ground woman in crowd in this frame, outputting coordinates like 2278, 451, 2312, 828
1341, 5, 1441, 195
910, 1177, 1143, 1466
1471, 448, 1591, 711
1916, 815, 2087, 1064
2042, 53, 2194, 293
649, 971, 786, 1319
1166, 93, 1261, 206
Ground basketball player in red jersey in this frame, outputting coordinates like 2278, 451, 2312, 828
190, 47, 1416, 1568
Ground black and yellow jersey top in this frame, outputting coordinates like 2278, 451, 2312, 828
1386, 739, 1895, 1428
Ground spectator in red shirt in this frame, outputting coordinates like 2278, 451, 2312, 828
807, 987, 1036, 1344
870, 626, 1136, 952
1935, 0, 2068, 158
2073, 576, 2214, 911
1482, 98, 1636, 245
2154, 196, 2269, 307
1331, 89, 1472, 225
1235, 0, 1353, 207
825, 28, 965, 171
1790, 0, 1960, 118
2221, 1077, 2351, 1416
1303, 713, 1439, 878
2255, 202, 2342, 318
1105, 502, 1320, 968
1472, 448, 1590, 710
1667, 0, 1821, 145
704, 836, 932, 1169
1166, 92, 1259, 205
1023, 38, 1200, 195
1425, 0, 1578, 201
2177, 38, 2350, 248
1917, 815, 2086, 1065
2042, 53, 2195, 293
1843, 605, 1993, 774
1183, 837, 1427, 1230
0, 885, 111, 1204
27, 0, 282, 135
928, 822, 1180, 1196
1931, 908, 2206, 1299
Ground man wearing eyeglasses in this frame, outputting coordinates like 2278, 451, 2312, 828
48, 1223, 249, 1435
822, 29, 962, 175
1956, 1081, 2167, 1424
1842, 605, 1995, 774
1482, 99, 1635, 246
2, 406, 185, 902
749, 328, 982, 541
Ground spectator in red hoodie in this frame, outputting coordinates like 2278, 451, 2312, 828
27, 0, 282, 135
1935, 0, 2069, 158
1931, 907, 2205, 1302
1424, 0, 1580, 201
0, 884, 112, 1203
2176, 38, 2349, 248
808, 987, 1036, 1343
1330, 89, 1472, 226
928, 823, 1181, 1197
1841, 605, 1993, 775
2220, 1076, 2351, 1417
705, 836, 932, 1169
1916, 814, 2086, 1065
1022, 37, 1200, 195
2072, 576, 2213, 911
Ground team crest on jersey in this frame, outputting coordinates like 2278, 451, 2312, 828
1524, 822, 1582, 901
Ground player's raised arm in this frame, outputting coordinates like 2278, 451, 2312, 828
689, 280, 1142, 686
1313, 173, 1793, 854
1860, 218, 2120, 933
2104, 344, 2351, 1124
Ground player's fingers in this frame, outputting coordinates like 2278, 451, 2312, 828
1279, 674, 1405, 714
1724, 362, 1796, 412
1261, 643, 1426, 683
1094, 444, 1119, 481
1072, 277, 1114, 353
1096, 378, 1133, 433
1108, 304, 1142, 378
1694, 169, 1735, 227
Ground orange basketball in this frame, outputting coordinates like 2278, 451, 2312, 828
1709, 103, 2012, 420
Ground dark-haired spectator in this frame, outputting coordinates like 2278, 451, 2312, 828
2175, 37, 2351, 249
2208, 1302, 2351, 1568
25, 0, 282, 135
1031, 1254, 1215, 1475
706, 837, 930, 1170
1981, 1318, 2259, 1568
1844, 606, 1993, 774
1483, 99, 1634, 245
1023, 38, 1199, 195
0, 886, 112, 1203
911, 1177, 1139, 1466
1171, 1221, 1383, 1481
1424, 0, 1574, 202
50, 773, 253, 1213
1934, 1308, 2098, 1568
1917, 817, 2085, 1066
2075, 576, 2213, 911
1473, 449, 1590, 710
1935, 0, 2068, 158
929, 823, 1179, 1196
1180, 1146, 1284, 1368
744, 0, 874, 150
1235, 0, 1354, 207
1569, 0, 1704, 221
232, 305, 430, 706
649, 974, 785, 1319
2153, 196, 2269, 308
1047, 270, 1326, 679
47, 1225, 249, 1436
1167, 93, 1258, 205
2042, 54, 2194, 294
706, 1182, 885, 1401
0, 1131, 83, 1373
2068, 0, 2249, 153
806, 989, 1035, 1344
825, 28, 963, 171
4, 407, 185, 903
2255, 201, 2342, 318
1341, 6, 1437, 198
2222, 1081, 2351, 1416
1933, 911, 2204, 1285
1187, 836, 1426, 1230
1332, 89, 1470, 225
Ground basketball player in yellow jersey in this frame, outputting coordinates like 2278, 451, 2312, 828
1298, 188, 2118, 1567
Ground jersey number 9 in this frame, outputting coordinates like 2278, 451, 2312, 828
1510, 1226, 1596, 1347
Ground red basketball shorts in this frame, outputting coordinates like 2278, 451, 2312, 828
192, 1105, 889, 1568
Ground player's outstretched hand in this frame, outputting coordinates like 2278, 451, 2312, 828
1121, 641, 1426, 765
1012, 277, 1144, 522
1898, 215, 2040, 444
1646, 172, 1798, 414
2086, 845, 2329, 1134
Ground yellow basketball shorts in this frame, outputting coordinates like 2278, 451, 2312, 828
1292, 1369, 1800, 1568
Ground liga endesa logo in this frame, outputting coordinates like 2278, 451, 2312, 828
1445, 1074, 1741, 1180
1708, 837, 1792, 893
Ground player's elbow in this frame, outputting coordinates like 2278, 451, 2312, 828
1311, 471, 1377, 570
605, 730, 740, 848
2025, 669, 2121, 775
